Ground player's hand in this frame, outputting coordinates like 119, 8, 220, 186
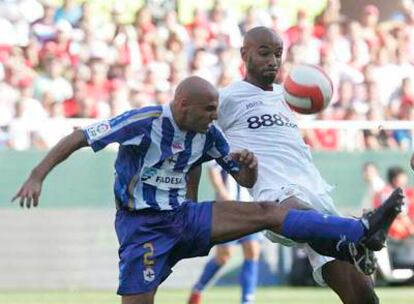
11, 175, 42, 209
231, 149, 258, 170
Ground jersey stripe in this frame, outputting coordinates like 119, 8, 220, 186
174, 132, 196, 171
142, 183, 159, 209
168, 188, 180, 208
127, 124, 154, 210
157, 117, 175, 166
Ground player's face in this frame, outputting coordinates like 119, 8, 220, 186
245, 38, 283, 86
185, 93, 218, 133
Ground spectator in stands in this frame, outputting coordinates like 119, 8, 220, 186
347, 21, 370, 69
31, 1, 57, 43
238, 6, 261, 36
374, 167, 414, 240
360, 4, 380, 49
32, 101, 73, 149
2, 1, 414, 151
8, 100, 34, 151
0, 65, 20, 126
288, 22, 321, 65
361, 162, 386, 210
332, 80, 354, 119
54, 0, 82, 26
84, 60, 112, 116
34, 56, 73, 103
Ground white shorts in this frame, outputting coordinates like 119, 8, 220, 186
259, 184, 341, 286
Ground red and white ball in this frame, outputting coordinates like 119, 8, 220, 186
283, 64, 333, 114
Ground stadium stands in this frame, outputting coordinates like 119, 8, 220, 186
0, 0, 414, 151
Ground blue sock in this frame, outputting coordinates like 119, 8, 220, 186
240, 259, 258, 304
193, 258, 222, 292
281, 210, 365, 244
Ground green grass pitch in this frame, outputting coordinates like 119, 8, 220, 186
0, 287, 413, 304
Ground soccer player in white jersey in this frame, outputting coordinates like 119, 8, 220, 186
216, 26, 400, 304
13, 76, 401, 304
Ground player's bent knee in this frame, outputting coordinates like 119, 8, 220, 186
215, 247, 232, 264
216, 253, 231, 265
242, 242, 260, 260
256, 201, 287, 231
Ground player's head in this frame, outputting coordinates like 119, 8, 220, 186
241, 26, 283, 88
387, 166, 407, 188
172, 76, 218, 133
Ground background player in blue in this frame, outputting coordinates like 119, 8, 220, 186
188, 162, 261, 304
13, 76, 403, 304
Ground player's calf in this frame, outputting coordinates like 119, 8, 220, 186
269, 188, 404, 251
309, 239, 377, 275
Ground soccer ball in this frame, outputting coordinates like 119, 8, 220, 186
283, 64, 333, 114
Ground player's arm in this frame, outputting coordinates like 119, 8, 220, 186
209, 126, 257, 189
229, 149, 258, 188
186, 165, 202, 201
12, 108, 158, 209
12, 129, 88, 208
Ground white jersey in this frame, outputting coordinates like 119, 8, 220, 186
218, 80, 333, 201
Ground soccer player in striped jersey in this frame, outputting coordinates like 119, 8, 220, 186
13, 76, 402, 304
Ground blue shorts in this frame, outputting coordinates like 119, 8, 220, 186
115, 200, 213, 295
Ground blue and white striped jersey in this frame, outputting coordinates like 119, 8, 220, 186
83, 104, 239, 211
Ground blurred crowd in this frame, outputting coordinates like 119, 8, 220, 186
1, 0, 414, 150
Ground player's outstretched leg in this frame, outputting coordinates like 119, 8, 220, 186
210, 188, 404, 257
304, 188, 404, 275
278, 187, 404, 251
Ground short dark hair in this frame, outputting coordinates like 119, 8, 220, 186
387, 166, 405, 184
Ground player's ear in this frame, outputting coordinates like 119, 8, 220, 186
240, 47, 247, 62
180, 98, 189, 111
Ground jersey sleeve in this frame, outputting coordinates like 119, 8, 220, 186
82, 107, 161, 152
207, 125, 240, 174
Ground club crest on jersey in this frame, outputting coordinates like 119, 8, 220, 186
143, 267, 155, 282
86, 121, 111, 140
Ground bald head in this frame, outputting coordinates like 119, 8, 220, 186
171, 76, 218, 133
243, 26, 283, 50
174, 76, 218, 105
